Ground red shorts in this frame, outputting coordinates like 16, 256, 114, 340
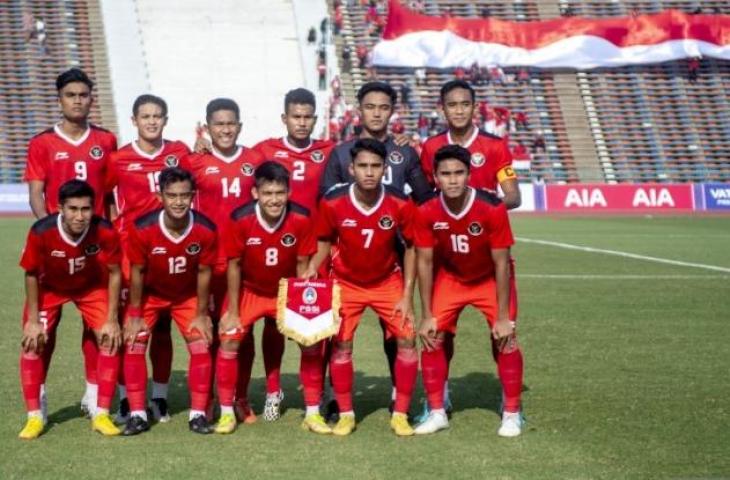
431, 271, 518, 335
219, 289, 276, 341
23, 288, 109, 333
134, 295, 199, 338
336, 272, 414, 342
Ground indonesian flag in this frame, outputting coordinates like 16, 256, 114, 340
277, 278, 341, 347
373, 0, 730, 69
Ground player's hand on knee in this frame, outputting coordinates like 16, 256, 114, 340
99, 321, 122, 354
417, 317, 438, 351
219, 311, 240, 337
491, 317, 514, 351
21, 321, 46, 354
189, 315, 213, 344
392, 297, 414, 329
123, 317, 147, 345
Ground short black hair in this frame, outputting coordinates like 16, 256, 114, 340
206, 98, 240, 123
350, 138, 386, 163
434, 144, 471, 172
56, 68, 94, 92
133, 94, 168, 117
439, 79, 476, 103
284, 88, 316, 112
356, 81, 397, 106
254, 161, 290, 189
58, 179, 95, 205
158, 167, 195, 192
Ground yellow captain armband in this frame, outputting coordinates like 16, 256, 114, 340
497, 166, 517, 183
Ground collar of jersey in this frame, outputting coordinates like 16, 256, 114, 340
447, 126, 478, 149
440, 187, 476, 221
255, 203, 287, 233
158, 210, 193, 244
211, 145, 242, 163
57, 213, 90, 247
132, 140, 166, 160
349, 183, 385, 217
54, 124, 90, 147
282, 136, 313, 154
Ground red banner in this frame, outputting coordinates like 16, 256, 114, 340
544, 184, 695, 212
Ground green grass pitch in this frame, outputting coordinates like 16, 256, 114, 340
1, 215, 728, 479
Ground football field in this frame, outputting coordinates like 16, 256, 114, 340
1, 215, 728, 479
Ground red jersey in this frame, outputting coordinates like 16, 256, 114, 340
127, 209, 217, 301
105, 140, 191, 234
420, 128, 515, 191
20, 214, 121, 295
316, 184, 415, 285
414, 188, 514, 283
184, 146, 265, 270
252, 137, 335, 211
225, 201, 316, 297
24, 124, 117, 216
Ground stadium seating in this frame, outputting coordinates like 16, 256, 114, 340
0, 0, 113, 183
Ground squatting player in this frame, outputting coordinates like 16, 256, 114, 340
24, 68, 118, 417
18, 180, 122, 439
413, 145, 524, 437
305, 138, 419, 437
106, 94, 191, 422
215, 161, 323, 434
121, 168, 217, 435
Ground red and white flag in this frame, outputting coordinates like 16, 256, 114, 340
373, 0, 730, 69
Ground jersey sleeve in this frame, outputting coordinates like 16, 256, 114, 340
19, 230, 43, 272
419, 142, 435, 187
224, 218, 246, 260
398, 200, 417, 246
126, 226, 148, 266
104, 154, 119, 193
314, 200, 337, 242
297, 216, 317, 257
405, 152, 433, 203
24, 137, 47, 182
100, 226, 122, 266
320, 148, 344, 196
199, 230, 218, 266
413, 205, 435, 249
487, 203, 515, 249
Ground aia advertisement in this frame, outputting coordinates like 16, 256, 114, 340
544, 184, 695, 213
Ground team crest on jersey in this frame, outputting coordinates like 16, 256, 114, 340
281, 233, 297, 247
186, 242, 201, 255
310, 150, 325, 163
378, 215, 394, 230
388, 151, 404, 165
241, 163, 255, 176
84, 244, 101, 255
89, 146, 104, 160
164, 155, 179, 167
302, 286, 317, 305
470, 152, 486, 167
468, 222, 483, 236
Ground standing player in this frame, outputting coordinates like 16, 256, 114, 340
304, 139, 419, 436
122, 168, 217, 435
105, 94, 191, 423
418, 79, 522, 416
24, 68, 117, 418
18, 180, 122, 439
320, 81, 432, 411
413, 145, 524, 437
215, 161, 323, 434
184, 98, 264, 422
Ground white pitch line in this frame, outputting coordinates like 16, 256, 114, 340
517, 237, 730, 274
519, 274, 730, 279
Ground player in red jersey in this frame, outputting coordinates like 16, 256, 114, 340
121, 168, 217, 435
18, 180, 122, 439
252, 88, 334, 212
304, 139, 419, 436
106, 94, 191, 423
417, 80, 522, 418
24, 68, 118, 420
413, 145, 524, 437
184, 98, 265, 422
213, 161, 319, 434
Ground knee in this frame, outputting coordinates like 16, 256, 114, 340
186, 338, 210, 355
396, 338, 416, 350
219, 339, 239, 353
331, 343, 352, 363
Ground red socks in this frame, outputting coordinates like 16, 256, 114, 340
81, 327, 98, 385
149, 315, 173, 385
497, 348, 524, 413
123, 339, 149, 412
299, 344, 324, 407
393, 346, 418, 414
262, 317, 284, 394
420, 338, 447, 410
186, 340, 212, 412
96, 350, 120, 410
215, 349, 238, 407
20, 351, 44, 411
236, 331, 255, 402
329, 346, 353, 412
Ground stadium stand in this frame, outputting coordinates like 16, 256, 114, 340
330, 0, 730, 184
0, 0, 116, 183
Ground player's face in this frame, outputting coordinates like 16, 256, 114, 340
59, 196, 93, 235
435, 159, 470, 199
132, 103, 167, 143
442, 88, 475, 130
159, 180, 194, 221
206, 109, 241, 152
58, 82, 92, 123
349, 151, 384, 191
252, 180, 289, 219
282, 103, 316, 141
358, 91, 393, 135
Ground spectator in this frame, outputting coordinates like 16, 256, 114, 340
318, 61, 327, 90
35, 16, 47, 54
532, 130, 546, 153
341, 45, 352, 73
417, 113, 429, 138
409, 0, 425, 12
317, 43, 327, 63
469, 62, 482, 85
514, 111, 529, 130
23, 12, 35, 43
517, 68, 530, 84
356, 43, 368, 68
454, 67, 466, 80
561, 5, 575, 17
478, 100, 489, 123
320, 17, 329, 44
415, 67, 426, 86
307, 27, 317, 44
429, 108, 440, 131
511, 142, 531, 161
334, 7, 343, 35
481, 7, 491, 18
688, 57, 700, 83
399, 82, 413, 112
